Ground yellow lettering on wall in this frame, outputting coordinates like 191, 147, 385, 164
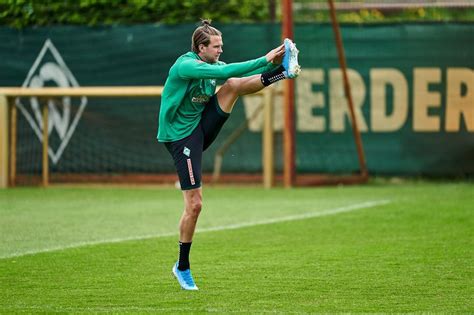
242, 82, 284, 132
370, 68, 408, 132
329, 69, 367, 132
413, 68, 441, 131
446, 68, 474, 132
296, 69, 325, 131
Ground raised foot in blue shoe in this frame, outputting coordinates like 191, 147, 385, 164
172, 262, 199, 291
282, 38, 301, 79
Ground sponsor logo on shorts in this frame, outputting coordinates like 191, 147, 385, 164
183, 147, 191, 157
186, 158, 195, 185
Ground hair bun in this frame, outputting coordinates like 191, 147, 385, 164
201, 19, 212, 26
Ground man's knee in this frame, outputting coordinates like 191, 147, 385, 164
223, 77, 241, 95
189, 198, 202, 216
186, 193, 202, 218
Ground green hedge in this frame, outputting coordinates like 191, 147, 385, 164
0, 0, 269, 28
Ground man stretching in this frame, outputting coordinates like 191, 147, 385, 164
157, 20, 300, 290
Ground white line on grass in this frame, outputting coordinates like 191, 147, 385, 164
1, 199, 391, 260
3, 305, 301, 313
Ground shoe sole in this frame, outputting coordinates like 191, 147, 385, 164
285, 39, 301, 78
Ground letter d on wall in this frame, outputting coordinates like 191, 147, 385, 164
370, 68, 408, 132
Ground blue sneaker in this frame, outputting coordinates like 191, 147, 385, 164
172, 262, 199, 291
282, 38, 301, 79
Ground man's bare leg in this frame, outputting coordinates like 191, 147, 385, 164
174, 187, 202, 277
179, 187, 202, 242
217, 38, 301, 113
217, 74, 265, 113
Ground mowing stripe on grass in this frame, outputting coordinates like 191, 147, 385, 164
1, 200, 391, 260
3, 305, 286, 313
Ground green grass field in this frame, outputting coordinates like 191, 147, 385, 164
1, 181, 472, 313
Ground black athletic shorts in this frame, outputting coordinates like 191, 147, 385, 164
164, 95, 229, 190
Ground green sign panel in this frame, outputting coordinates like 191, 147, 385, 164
0, 23, 472, 176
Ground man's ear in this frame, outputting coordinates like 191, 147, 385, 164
199, 44, 205, 53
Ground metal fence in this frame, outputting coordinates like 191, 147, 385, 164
295, 1, 474, 10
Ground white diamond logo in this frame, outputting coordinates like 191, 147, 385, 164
16, 38, 87, 165
183, 147, 191, 157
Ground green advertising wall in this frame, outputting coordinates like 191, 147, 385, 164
0, 23, 472, 176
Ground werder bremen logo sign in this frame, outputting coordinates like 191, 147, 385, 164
16, 39, 87, 164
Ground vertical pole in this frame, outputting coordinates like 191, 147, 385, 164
9, 98, 17, 187
328, 0, 368, 177
282, 0, 295, 187
262, 88, 274, 189
0, 95, 8, 188
42, 100, 49, 187
269, 0, 276, 22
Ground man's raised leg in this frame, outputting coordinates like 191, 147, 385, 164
216, 75, 264, 113
217, 38, 300, 113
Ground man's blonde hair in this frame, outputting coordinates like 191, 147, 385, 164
191, 19, 222, 53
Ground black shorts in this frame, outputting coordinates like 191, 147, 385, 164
164, 95, 229, 190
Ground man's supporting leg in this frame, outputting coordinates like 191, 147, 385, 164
172, 187, 201, 290
178, 187, 202, 270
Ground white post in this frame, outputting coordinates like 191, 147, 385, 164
42, 102, 49, 187
0, 95, 9, 188
262, 88, 275, 189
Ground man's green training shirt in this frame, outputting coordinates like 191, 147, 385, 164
157, 51, 275, 142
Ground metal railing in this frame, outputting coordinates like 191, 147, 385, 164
294, 1, 474, 10
0, 86, 276, 188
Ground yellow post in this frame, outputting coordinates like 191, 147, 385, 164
42, 101, 49, 187
9, 99, 16, 187
0, 95, 8, 188
262, 88, 274, 189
